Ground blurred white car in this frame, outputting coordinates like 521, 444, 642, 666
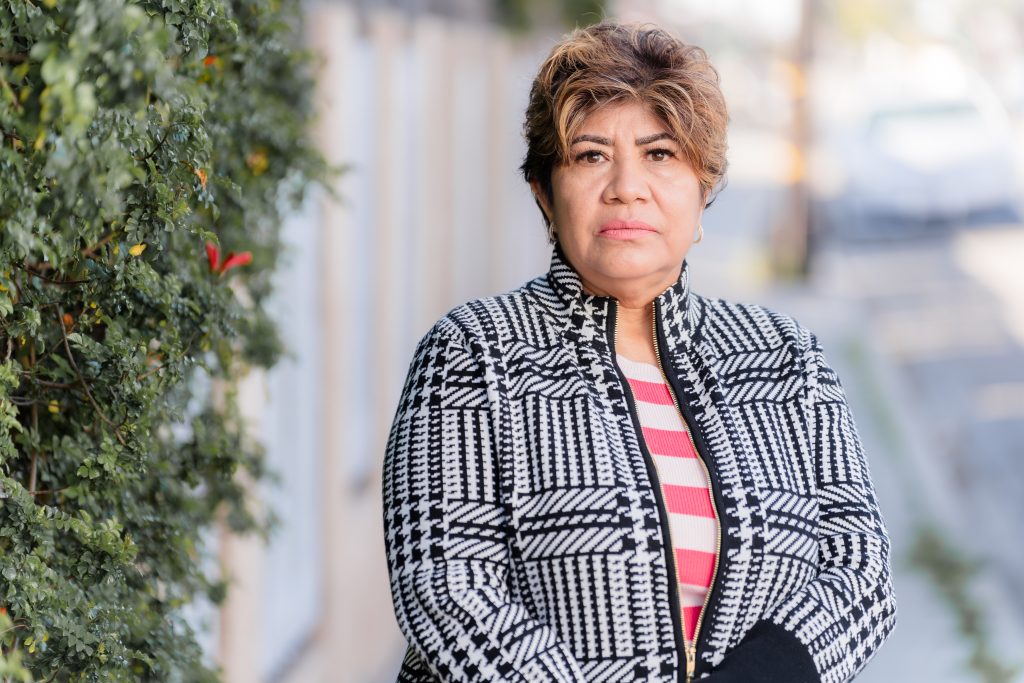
842, 99, 1019, 225
816, 49, 1023, 238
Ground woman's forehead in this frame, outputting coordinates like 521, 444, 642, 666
572, 102, 677, 141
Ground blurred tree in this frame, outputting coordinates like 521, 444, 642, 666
0, 0, 327, 679
495, 0, 606, 32
823, 0, 917, 42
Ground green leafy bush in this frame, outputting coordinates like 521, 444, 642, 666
0, 0, 327, 679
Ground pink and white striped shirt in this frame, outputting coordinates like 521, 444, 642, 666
617, 354, 719, 645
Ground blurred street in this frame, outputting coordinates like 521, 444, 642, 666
699, 174, 1024, 681
823, 228, 1024, 589
820, 227, 1024, 681
225, 2, 1024, 681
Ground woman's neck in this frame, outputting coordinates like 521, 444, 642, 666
615, 300, 658, 365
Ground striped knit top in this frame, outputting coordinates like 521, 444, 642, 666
616, 353, 719, 645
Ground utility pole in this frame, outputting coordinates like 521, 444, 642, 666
770, 0, 815, 279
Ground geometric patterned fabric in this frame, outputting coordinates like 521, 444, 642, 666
616, 353, 717, 646
383, 243, 897, 682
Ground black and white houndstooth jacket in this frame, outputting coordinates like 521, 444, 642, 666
383, 244, 896, 683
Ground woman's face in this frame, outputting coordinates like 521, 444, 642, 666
533, 100, 705, 301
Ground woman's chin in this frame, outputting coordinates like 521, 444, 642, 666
597, 253, 676, 283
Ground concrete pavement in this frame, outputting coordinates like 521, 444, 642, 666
698, 165, 1024, 680
694, 220, 1024, 681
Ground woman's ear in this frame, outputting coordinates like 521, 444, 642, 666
529, 180, 554, 224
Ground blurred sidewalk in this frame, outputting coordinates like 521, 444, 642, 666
698, 242, 1024, 682
765, 285, 1005, 682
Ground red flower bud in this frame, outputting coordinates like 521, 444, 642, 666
204, 241, 251, 276
219, 251, 253, 274
205, 241, 220, 272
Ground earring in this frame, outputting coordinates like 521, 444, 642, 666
694, 222, 704, 244
548, 221, 557, 244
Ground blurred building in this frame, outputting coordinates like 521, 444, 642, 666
214, 3, 554, 681
211, 1, 1024, 681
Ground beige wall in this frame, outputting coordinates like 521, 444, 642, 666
217, 5, 553, 682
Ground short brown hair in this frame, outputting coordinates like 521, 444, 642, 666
521, 21, 729, 225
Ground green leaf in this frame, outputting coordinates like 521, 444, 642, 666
0, 0, 329, 678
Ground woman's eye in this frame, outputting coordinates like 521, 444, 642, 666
648, 148, 675, 162
574, 150, 604, 164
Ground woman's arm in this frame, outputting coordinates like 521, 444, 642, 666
708, 335, 897, 683
382, 324, 588, 683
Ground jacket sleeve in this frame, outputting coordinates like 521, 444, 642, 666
382, 324, 588, 683
708, 335, 897, 683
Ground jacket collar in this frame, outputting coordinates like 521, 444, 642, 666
537, 241, 702, 352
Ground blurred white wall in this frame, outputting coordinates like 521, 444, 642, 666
215, 2, 1024, 681
217, 5, 556, 682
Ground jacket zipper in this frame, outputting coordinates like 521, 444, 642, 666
606, 303, 688, 683
650, 301, 722, 683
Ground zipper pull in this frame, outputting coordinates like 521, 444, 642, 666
685, 643, 696, 682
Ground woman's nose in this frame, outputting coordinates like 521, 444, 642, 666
602, 157, 649, 204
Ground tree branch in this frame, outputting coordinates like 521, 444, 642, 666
28, 343, 39, 493
0, 73, 23, 115
7, 396, 44, 406
19, 373, 79, 389
56, 308, 126, 447
14, 261, 92, 286
28, 486, 68, 496
140, 126, 171, 162
80, 230, 119, 259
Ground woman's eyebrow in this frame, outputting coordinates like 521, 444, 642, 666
571, 134, 612, 146
570, 132, 677, 146
636, 132, 676, 145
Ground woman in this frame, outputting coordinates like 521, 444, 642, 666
383, 21, 896, 683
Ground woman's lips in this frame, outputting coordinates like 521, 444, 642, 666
599, 220, 656, 240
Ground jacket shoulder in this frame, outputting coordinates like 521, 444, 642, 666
427, 277, 553, 351
697, 295, 815, 356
